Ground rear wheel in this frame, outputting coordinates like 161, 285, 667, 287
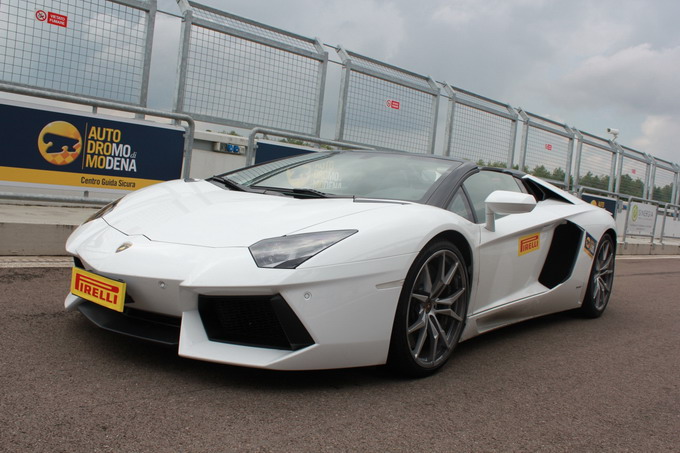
579, 234, 615, 318
388, 240, 469, 377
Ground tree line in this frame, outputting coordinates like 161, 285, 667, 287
477, 160, 674, 203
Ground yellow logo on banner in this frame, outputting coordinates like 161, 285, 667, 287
37, 121, 82, 165
518, 233, 540, 256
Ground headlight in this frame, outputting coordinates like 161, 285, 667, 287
249, 230, 357, 269
83, 198, 121, 224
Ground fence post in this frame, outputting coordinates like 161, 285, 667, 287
643, 153, 654, 200
442, 84, 457, 158
427, 78, 440, 155
517, 109, 529, 172
673, 163, 680, 205
174, 0, 193, 116
572, 128, 583, 190
614, 142, 624, 195
139, 0, 158, 108
506, 105, 519, 169
312, 39, 328, 138
563, 125, 576, 190
335, 46, 352, 143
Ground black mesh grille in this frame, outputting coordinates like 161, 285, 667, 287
198, 295, 314, 350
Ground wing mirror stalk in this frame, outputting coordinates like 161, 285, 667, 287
484, 191, 537, 232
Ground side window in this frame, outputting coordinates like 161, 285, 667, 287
448, 190, 474, 222
462, 171, 525, 223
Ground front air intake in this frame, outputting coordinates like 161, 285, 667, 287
198, 295, 314, 350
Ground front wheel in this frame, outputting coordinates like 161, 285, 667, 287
387, 240, 469, 377
579, 234, 615, 318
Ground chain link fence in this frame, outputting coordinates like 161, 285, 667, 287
1, 0, 679, 207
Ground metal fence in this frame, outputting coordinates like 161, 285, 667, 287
0, 0, 155, 105
443, 85, 518, 167
174, 0, 327, 136
518, 110, 575, 188
1, 0, 679, 211
573, 130, 617, 193
615, 145, 651, 200
335, 47, 439, 154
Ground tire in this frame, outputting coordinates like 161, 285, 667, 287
579, 234, 615, 318
387, 240, 469, 377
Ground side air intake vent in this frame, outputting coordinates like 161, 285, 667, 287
198, 295, 314, 350
539, 221, 583, 289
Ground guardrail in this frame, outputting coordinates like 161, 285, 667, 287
620, 195, 658, 245
660, 202, 680, 243
576, 187, 680, 249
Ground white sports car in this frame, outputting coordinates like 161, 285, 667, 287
65, 150, 616, 376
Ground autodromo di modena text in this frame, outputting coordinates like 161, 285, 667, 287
84, 126, 138, 172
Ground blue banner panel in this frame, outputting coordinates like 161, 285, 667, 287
255, 140, 314, 164
0, 100, 184, 191
581, 194, 618, 217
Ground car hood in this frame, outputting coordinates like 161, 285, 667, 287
103, 179, 394, 247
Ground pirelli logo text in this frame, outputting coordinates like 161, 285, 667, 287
71, 268, 126, 312
518, 233, 540, 256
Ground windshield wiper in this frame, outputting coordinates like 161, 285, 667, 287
252, 186, 339, 198
290, 188, 331, 198
207, 176, 247, 192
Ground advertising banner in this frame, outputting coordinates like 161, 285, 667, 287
581, 194, 617, 218
255, 140, 314, 165
626, 201, 656, 236
0, 100, 184, 192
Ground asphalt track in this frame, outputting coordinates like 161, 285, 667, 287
1, 257, 679, 452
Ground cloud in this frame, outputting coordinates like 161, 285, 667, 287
311, 1, 407, 59
199, 0, 407, 60
431, 0, 547, 26
632, 115, 680, 163
547, 44, 680, 115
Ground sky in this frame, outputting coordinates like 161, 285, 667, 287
155, 0, 680, 163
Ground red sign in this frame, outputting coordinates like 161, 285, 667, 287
48, 12, 68, 28
545, 144, 553, 151
386, 100, 400, 110
36, 10, 68, 27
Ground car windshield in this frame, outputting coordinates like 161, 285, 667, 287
222, 151, 461, 202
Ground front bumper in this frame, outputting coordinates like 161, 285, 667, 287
65, 222, 414, 370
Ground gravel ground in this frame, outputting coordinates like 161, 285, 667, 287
1, 258, 678, 452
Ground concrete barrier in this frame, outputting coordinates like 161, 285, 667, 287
0, 203, 98, 255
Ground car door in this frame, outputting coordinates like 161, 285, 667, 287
447, 170, 566, 318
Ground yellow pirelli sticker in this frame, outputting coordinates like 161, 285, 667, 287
71, 268, 126, 312
518, 233, 540, 256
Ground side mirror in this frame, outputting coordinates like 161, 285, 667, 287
484, 190, 536, 231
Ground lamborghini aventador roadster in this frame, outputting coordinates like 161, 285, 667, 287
65, 150, 616, 376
